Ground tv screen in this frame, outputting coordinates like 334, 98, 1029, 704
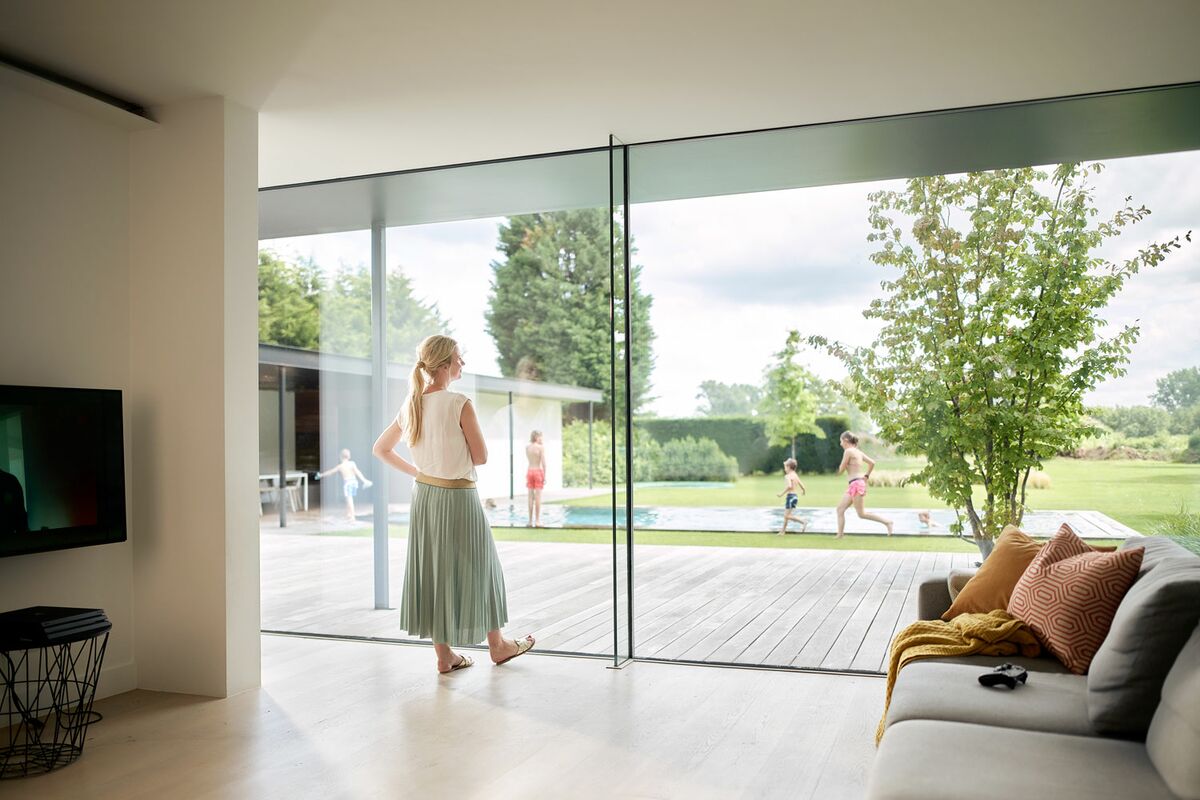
0, 386, 127, 558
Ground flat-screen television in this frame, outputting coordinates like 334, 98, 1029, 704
0, 385, 127, 558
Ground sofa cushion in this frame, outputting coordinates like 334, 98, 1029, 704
869, 720, 1177, 800
946, 569, 975, 601
1008, 526, 1144, 673
1088, 538, 1200, 738
1147, 622, 1200, 800
883, 661, 1093, 736
941, 526, 1042, 621
909, 652, 1072, 674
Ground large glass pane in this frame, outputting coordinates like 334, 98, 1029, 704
257, 229, 379, 636
621, 89, 1200, 672
260, 151, 620, 656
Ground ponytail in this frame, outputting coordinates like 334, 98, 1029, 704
402, 362, 427, 447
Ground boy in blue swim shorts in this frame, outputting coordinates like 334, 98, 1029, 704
319, 448, 373, 521
776, 458, 808, 535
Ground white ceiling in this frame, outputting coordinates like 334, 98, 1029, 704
3, 0, 1199, 187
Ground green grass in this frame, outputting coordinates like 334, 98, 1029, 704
308, 523, 1132, 553
557, 457, 1200, 534
312, 522, 978, 551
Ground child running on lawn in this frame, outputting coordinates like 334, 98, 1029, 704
835, 431, 893, 537
777, 458, 808, 535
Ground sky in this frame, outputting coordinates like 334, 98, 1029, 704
261, 150, 1200, 419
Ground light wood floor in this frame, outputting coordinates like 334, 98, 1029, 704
263, 534, 975, 671
1, 635, 885, 800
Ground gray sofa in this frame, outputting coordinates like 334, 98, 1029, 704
868, 536, 1200, 800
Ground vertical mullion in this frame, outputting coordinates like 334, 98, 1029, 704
621, 143, 634, 657
370, 221, 389, 609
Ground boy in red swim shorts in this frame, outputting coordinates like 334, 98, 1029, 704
526, 431, 545, 527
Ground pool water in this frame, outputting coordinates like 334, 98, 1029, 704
389, 503, 1131, 538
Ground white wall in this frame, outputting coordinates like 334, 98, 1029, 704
130, 97, 259, 697
0, 82, 137, 697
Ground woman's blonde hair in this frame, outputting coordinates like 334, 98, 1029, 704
401, 335, 458, 446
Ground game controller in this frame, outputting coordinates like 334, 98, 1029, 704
978, 663, 1029, 689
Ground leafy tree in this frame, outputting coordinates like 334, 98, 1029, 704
486, 210, 655, 412
695, 381, 763, 416
258, 251, 322, 349
1089, 405, 1170, 438
758, 330, 823, 459
813, 164, 1190, 549
257, 249, 449, 359
1152, 366, 1200, 411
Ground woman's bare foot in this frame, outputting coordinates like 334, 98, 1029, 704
885, 521, 894, 536
490, 634, 535, 665
437, 652, 469, 673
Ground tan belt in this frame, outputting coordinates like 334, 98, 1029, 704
415, 472, 476, 489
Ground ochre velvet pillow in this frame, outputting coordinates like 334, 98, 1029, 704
1008, 525, 1144, 674
940, 525, 1043, 621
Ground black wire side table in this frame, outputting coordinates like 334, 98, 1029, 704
0, 607, 111, 779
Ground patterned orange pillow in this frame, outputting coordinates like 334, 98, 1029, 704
1008, 525, 1144, 674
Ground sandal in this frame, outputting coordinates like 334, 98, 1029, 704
494, 635, 535, 666
438, 654, 474, 675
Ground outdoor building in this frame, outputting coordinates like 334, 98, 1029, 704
258, 343, 601, 514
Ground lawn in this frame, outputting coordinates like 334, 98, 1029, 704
311, 522, 980, 552
557, 457, 1200, 534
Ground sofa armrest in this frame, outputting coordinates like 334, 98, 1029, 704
916, 574, 952, 620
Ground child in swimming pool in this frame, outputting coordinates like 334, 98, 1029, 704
835, 432, 893, 538
776, 458, 808, 535
319, 448, 372, 521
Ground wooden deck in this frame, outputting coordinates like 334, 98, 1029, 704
262, 533, 977, 672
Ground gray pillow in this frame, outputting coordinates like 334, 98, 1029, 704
1087, 539, 1200, 739
1146, 622, 1200, 800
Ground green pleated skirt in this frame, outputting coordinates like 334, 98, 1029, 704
399, 482, 508, 646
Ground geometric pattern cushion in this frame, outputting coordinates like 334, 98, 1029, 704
1009, 525, 1144, 674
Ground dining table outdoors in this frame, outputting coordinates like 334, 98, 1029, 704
259, 471, 309, 511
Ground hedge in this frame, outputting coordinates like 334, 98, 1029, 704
634, 415, 849, 474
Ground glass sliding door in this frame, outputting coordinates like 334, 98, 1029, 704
260, 149, 630, 657
619, 83, 1200, 672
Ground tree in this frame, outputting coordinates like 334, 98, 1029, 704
758, 330, 823, 459
1152, 367, 1200, 411
258, 249, 449, 358
486, 210, 655, 411
695, 381, 762, 416
812, 164, 1190, 550
1089, 405, 1170, 438
258, 251, 322, 350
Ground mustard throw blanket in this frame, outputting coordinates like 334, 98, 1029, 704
876, 610, 1040, 744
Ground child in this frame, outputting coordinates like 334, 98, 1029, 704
835, 432, 893, 537
525, 430, 545, 527
776, 458, 808, 535
319, 448, 372, 521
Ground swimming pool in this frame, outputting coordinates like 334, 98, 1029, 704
389, 503, 1134, 538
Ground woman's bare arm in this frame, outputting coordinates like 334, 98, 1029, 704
861, 451, 876, 477
372, 420, 418, 477
836, 450, 849, 475
460, 400, 488, 466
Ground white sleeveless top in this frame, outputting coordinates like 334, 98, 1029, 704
405, 390, 477, 481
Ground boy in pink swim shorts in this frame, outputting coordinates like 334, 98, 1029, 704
835, 432, 893, 538
525, 431, 545, 527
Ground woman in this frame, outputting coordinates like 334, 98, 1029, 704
835, 431, 894, 538
372, 335, 535, 674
